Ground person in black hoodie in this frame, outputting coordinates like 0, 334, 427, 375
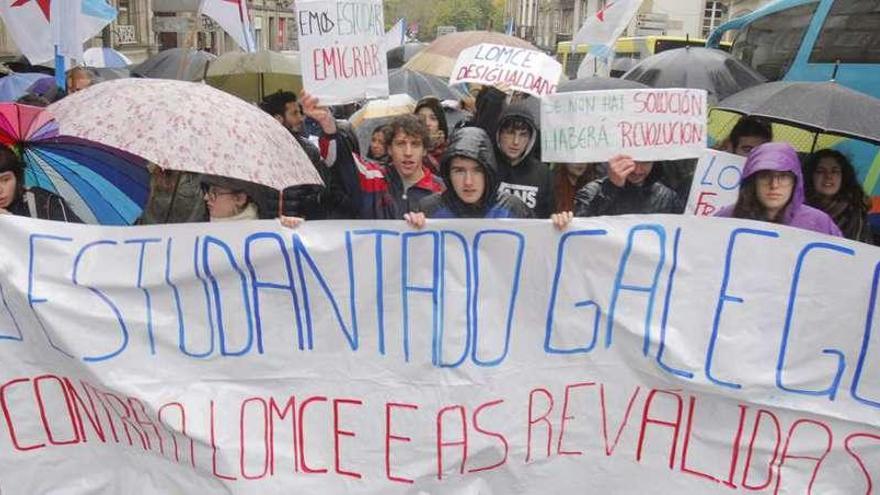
573, 154, 679, 217
405, 127, 531, 226
0, 145, 80, 222
494, 102, 555, 218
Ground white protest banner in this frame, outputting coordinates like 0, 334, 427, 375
542, 88, 708, 163
686, 149, 746, 216
449, 43, 562, 97
1, 215, 879, 494
295, 0, 389, 105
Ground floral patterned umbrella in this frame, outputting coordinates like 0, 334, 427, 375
48, 78, 322, 191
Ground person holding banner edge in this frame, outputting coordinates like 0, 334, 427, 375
301, 91, 444, 220
404, 127, 532, 227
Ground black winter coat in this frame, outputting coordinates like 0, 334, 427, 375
494, 103, 554, 218
574, 177, 679, 217
420, 127, 531, 219
7, 187, 82, 222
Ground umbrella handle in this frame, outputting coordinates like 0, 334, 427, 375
163, 171, 183, 224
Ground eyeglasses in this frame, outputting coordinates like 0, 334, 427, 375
201, 185, 239, 201
450, 168, 484, 178
755, 171, 795, 186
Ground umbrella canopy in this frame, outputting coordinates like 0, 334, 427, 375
89, 67, 131, 81
709, 108, 880, 196
83, 47, 133, 68
622, 47, 766, 104
349, 93, 417, 128
349, 94, 417, 153
714, 81, 880, 144
610, 57, 638, 77
206, 50, 302, 104
48, 78, 322, 191
0, 103, 150, 225
0, 73, 53, 102
388, 68, 465, 101
132, 48, 216, 82
387, 43, 427, 69
404, 31, 539, 78
557, 76, 648, 93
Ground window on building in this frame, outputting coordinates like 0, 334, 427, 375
731, 2, 819, 81
809, 0, 880, 63
702, 1, 728, 38
117, 0, 131, 25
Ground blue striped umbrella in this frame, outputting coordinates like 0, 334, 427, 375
82, 47, 133, 69
0, 73, 53, 102
0, 103, 149, 225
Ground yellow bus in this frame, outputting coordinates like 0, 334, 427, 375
556, 36, 731, 79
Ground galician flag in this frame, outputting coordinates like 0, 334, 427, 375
200, 0, 256, 53
571, 0, 643, 59
0, 0, 116, 64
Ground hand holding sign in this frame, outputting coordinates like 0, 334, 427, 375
300, 90, 337, 135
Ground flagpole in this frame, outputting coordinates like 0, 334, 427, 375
55, 46, 67, 92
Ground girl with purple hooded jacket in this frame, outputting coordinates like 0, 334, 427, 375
715, 142, 842, 237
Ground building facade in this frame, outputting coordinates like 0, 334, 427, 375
0, 0, 299, 64
505, 0, 776, 51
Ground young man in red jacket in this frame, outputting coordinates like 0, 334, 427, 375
302, 92, 444, 220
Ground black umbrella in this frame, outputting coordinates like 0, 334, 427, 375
622, 47, 765, 105
715, 81, 880, 144
132, 48, 216, 82
386, 43, 427, 69
557, 76, 647, 93
388, 68, 466, 101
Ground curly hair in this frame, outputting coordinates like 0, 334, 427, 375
385, 114, 430, 149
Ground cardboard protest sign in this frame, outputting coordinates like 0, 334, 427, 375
686, 149, 746, 216
1, 216, 879, 494
449, 43, 562, 97
542, 89, 708, 163
295, 0, 389, 105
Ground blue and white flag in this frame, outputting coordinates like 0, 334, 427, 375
52, 0, 117, 62
383, 18, 406, 50
0, 0, 116, 64
200, 0, 257, 52
571, 0, 643, 58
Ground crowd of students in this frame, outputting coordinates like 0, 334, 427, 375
0, 81, 874, 245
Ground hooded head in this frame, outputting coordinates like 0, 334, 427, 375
439, 127, 500, 217
733, 142, 804, 223
414, 97, 449, 147
496, 102, 538, 165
